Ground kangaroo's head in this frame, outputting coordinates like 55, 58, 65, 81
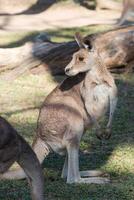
65, 32, 97, 76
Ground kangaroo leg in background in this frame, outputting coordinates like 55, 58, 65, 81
117, 0, 134, 26
117, 0, 127, 25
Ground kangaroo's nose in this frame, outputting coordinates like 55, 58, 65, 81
65, 68, 70, 73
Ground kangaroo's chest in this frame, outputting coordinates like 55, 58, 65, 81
82, 83, 111, 119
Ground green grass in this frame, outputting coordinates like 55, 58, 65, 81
0, 26, 134, 200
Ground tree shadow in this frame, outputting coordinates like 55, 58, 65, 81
15, 0, 56, 15
76, 0, 96, 10
0, 0, 56, 16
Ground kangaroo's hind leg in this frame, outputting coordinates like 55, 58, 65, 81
66, 143, 110, 184
61, 154, 107, 180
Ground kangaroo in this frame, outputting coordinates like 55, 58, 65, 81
118, 0, 134, 26
0, 116, 44, 200
0, 33, 118, 184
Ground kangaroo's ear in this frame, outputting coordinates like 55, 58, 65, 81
75, 32, 93, 50
83, 38, 93, 50
75, 32, 88, 49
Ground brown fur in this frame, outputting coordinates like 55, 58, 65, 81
0, 117, 44, 200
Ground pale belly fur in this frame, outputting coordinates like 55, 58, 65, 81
85, 84, 110, 120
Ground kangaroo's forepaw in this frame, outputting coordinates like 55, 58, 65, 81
95, 127, 111, 140
103, 128, 111, 140
95, 128, 103, 140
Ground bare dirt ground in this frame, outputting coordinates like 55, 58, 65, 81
0, 2, 121, 33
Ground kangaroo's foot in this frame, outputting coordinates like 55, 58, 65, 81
80, 170, 109, 177
72, 177, 110, 184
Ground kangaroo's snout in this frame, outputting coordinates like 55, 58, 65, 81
65, 67, 70, 74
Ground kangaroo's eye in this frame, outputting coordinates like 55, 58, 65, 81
79, 57, 84, 61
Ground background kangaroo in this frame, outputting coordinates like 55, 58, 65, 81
0, 116, 44, 200
0, 33, 118, 184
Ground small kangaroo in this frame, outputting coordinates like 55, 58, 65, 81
0, 33, 118, 184
118, 0, 134, 26
0, 116, 44, 200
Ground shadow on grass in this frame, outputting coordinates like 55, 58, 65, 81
0, 0, 96, 17
0, 0, 56, 16
15, 0, 56, 15
76, 0, 96, 10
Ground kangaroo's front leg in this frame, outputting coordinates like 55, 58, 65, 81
104, 90, 118, 140
85, 102, 103, 139
90, 114, 103, 140
107, 96, 118, 130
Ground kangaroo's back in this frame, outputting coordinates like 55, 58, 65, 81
44, 73, 86, 105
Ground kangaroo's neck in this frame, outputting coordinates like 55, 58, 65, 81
84, 58, 114, 87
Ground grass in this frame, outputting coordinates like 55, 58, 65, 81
0, 25, 134, 200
